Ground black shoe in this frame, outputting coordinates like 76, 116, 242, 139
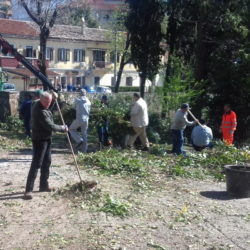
24, 192, 32, 200
142, 147, 149, 151
39, 187, 55, 192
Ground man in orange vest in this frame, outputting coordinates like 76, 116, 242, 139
220, 104, 237, 145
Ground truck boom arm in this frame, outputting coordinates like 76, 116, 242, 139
0, 34, 56, 91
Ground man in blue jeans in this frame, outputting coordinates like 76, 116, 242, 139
171, 103, 197, 155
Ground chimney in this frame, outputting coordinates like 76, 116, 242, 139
81, 17, 86, 35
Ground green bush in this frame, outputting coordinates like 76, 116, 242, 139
110, 86, 140, 92
170, 142, 250, 180
0, 116, 23, 132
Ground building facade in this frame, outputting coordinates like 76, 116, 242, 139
0, 18, 160, 91
0, 0, 12, 18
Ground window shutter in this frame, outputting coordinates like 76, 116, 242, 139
58, 49, 61, 61
74, 49, 77, 62
82, 50, 85, 62
66, 49, 70, 61
50, 48, 53, 61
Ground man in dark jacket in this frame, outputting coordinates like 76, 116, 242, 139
24, 91, 68, 200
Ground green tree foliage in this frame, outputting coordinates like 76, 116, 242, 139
60, 3, 98, 28
125, 0, 167, 97
166, 0, 250, 141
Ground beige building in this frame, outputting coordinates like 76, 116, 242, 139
0, 18, 163, 91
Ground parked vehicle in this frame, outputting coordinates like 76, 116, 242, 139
83, 85, 96, 94
2, 83, 16, 92
96, 86, 112, 94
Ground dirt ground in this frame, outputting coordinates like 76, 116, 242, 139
0, 144, 249, 250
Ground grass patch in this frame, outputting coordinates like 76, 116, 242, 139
168, 142, 250, 180
77, 149, 148, 177
0, 132, 32, 151
98, 194, 131, 218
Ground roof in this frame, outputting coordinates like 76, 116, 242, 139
5, 68, 59, 78
0, 18, 109, 42
0, 19, 38, 37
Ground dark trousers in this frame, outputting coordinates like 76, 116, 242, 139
192, 140, 214, 152
23, 118, 31, 137
172, 129, 184, 155
25, 139, 51, 192
97, 122, 109, 146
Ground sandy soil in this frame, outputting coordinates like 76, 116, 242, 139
0, 146, 249, 250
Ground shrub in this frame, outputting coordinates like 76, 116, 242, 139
0, 116, 23, 132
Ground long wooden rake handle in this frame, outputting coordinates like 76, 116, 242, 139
188, 110, 202, 127
54, 98, 83, 183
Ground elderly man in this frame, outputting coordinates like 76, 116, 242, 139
128, 93, 149, 151
69, 89, 91, 153
24, 91, 68, 200
171, 103, 197, 155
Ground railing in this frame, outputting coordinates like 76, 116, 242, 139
93, 61, 112, 69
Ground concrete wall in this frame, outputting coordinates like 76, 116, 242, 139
0, 91, 19, 121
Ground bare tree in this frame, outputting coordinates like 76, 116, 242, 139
19, 0, 68, 90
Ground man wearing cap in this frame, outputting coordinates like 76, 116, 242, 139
69, 89, 91, 153
171, 103, 197, 155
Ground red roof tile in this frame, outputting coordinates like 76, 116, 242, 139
0, 18, 38, 37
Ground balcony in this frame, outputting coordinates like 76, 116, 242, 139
93, 61, 112, 69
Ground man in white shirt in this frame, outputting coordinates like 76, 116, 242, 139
69, 89, 91, 153
128, 93, 149, 151
191, 119, 213, 151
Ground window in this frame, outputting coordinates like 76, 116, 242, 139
26, 46, 33, 58
58, 48, 70, 62
60, 76, 67, 85
93, 50, 105, 62
74, 49, 85, 62
126, 77, 133, 86
46, 47, 54, 61
76, 76, 86, 86
0, 44, 14, 56
94, 76, 100, 86
110, 51, 120, 63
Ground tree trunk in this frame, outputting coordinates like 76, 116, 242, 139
140, 73, 146, 98
114, 60, 125, 93
39, 28, 49, 90
114, 33, 131, 93
194, 20, 207, 81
